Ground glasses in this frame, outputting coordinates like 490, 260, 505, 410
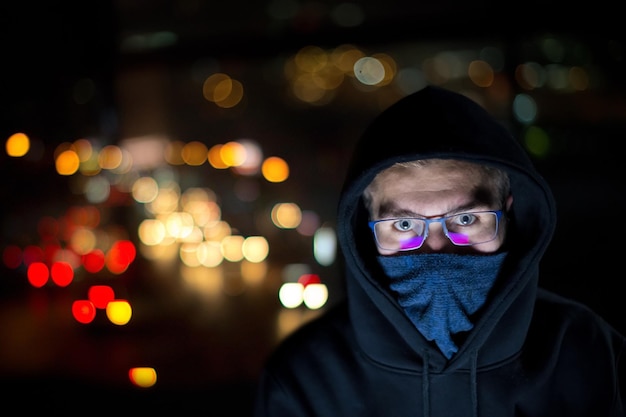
368, 210, 503, 251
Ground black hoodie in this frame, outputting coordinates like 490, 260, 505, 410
253, 86, 626, 416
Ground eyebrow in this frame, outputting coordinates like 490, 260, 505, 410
377, 200, 490, 219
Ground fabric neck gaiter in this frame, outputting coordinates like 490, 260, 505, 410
377, 252, 507, 359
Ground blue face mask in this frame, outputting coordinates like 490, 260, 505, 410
377, 252, 507, 359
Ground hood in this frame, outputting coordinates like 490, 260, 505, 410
336, 86, 557, 373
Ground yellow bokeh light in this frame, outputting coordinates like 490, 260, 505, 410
129, 367, 157, 388
138, 219, 166, 246
165, 140, 186, 165
262, 156, 289, 183
183, 200, 220, 227
242, 236, 269, 263
181, 141, 208, 166
208, 144, 228, 169
221, 235, 245, 262
69, 227, 97, 255
79, 153, 101, 176
271, 203, 302, 229
216, 79, 244, 109
220, 141, 247, 167
165, 212, 195, 239
213, 77, 233, 102
106, 300, 132, 325
203, 73, 231, 102
148, 186, 180, 215
98, 145, 123, 170
73, 138, 93, 162
6, 132, 30, 157
196, 241, 223, 267
132, 176, 159, 203
56, 149, 81, 175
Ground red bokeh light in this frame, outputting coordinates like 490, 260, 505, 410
298, 273, 321, 287
27, 262, 49, 288
83, 249, 105, 273
88, 285, 115, 309
72, 300, 96, 324
51, 261, 74, 287
106, 240, 136, 274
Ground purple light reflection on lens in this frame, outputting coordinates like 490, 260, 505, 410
448, 232, 470, 245
400, 236, 424, 250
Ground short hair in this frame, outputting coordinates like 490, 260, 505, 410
362, 158, 510, 214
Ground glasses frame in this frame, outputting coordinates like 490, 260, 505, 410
368, 210, 503, 251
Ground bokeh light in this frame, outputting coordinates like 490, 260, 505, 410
314, 226, 337, 266
303, 283, 328, 309
106, 300, 132, 325
262, 156, 289, 183
55, 149, 81, 175
50, 261, 74, 287
271, 203, 302, 229
278, 282, 304, 308
27, 262, 49, 288
88, 285, 115, 309
72, 300, 96, 324
129, 367, 157, 388
5, 132, 30, 157
242, 236, 269, 263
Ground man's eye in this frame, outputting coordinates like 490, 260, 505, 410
456, 213, 476, 226
393, 219, 413, 231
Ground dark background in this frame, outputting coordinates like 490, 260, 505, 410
2, 1, 626, 415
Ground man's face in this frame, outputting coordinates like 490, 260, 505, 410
366, 160, 512, 255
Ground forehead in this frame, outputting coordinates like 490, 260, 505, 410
365, 159, 492, 216
372, 159, 485, 194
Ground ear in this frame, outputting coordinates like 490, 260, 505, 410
505, 194, 513, 211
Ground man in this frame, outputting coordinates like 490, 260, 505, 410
253, 86, 626, 416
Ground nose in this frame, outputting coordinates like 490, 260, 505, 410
421, 221, 450, 252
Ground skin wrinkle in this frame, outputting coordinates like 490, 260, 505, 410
377, 196, 491, 219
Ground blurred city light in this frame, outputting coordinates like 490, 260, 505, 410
106, 300, 132, 325
313, 226, 336, 266
129, 367, 157, 388
5, 132, 30, 157
261, 156, 289, 183
72, 300, 96, 324
88, 285, 115, 309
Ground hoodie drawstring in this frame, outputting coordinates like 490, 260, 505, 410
422, 349, 430, 416
470, 350, 478, 417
